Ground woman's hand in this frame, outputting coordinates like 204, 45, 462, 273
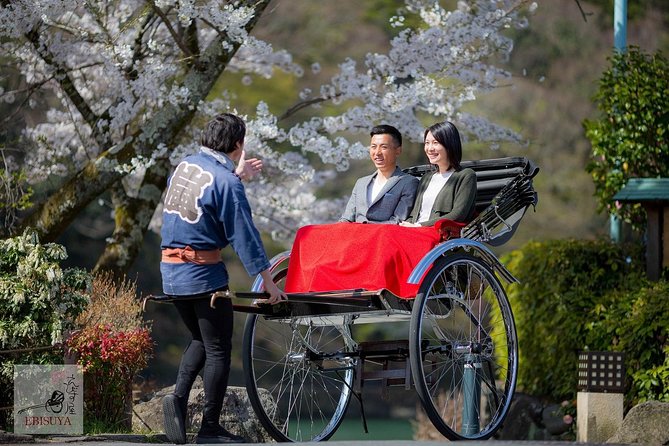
235, 150, 263, 181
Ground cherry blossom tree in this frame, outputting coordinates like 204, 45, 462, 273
0, 0, 536, 275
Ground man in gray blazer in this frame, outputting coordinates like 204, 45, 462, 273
340, 125, 419, 224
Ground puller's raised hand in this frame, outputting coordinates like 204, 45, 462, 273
235, 150, 263, 181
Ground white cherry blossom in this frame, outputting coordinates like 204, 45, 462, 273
1, 0, 536, 243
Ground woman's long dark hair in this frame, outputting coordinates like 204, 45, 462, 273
424, 121, 463, 171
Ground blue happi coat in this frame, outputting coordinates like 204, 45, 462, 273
160, 147, 270, 295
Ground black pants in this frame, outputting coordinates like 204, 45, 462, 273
173, 291, 233, 430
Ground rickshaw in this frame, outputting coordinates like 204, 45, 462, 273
236, 156, 539, 442
148, 156, 539, 442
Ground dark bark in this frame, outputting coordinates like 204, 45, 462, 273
93, 158, 170, 275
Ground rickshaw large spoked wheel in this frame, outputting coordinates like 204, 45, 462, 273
409, 253, 518, 440
242, 269, 356, 442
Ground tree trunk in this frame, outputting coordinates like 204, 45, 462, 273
93, 160, 169, 275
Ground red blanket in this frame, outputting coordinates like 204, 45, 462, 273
284, 223, 444, 299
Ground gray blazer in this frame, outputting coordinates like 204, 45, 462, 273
340, 167, 419, 224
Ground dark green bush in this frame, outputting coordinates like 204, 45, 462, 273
584, 47, 669, 230
586, 280, 669, 404
502, 239, 647, 401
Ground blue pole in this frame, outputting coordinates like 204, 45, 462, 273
462, 354, 481, 436
614, 0, 627, 51
610, 0, 627, 242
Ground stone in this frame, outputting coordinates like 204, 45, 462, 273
132, 377, 275, 443
0, 430, 34, 443
542, 403, 573, 436
607, 400, 669, 445
577, 392, 624, 442
494, 392, 546, 440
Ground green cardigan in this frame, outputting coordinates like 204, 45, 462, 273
407, 168, 477, 226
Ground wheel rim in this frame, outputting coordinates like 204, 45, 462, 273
411, 254, 517, 440
245, 314, 355, 442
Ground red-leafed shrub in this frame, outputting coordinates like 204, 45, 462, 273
67, 324, 153, 431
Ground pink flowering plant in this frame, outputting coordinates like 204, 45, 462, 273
557, 399, 576, 440
67, 324, 153, 430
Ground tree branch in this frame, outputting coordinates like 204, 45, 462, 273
94, 0, 275, 274
94, 158, 170, 275
127, 10, 156, 80
573, 0, 592, 22
0, 77, 51, 127
24, 25, 112, 149
148, 1, 195, 60
278, 94, 341, 121
183, 20, 200, 57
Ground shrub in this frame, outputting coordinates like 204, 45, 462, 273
584, 47, 669, 230
0, 229, 90, 429
631, 346, 669, 403
76, 271, 147, 332
67, 324, 153, 430
502, 238, 645, 401
586, 280, 669, 405
66, 272, 153, 432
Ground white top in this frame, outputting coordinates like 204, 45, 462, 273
368, 174, 388, 205
417, 170, 454, 223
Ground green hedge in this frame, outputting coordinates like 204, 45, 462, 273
502, 238, 669, 406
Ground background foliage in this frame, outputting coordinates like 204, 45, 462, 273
1, 0, 669, 427
504, 239, 669, 407
584, 47, 669, 229
0, 165, 32, 233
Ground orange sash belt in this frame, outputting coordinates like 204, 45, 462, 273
161, 246, 221, 265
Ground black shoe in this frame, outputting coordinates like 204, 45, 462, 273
196, 426, 246, 444
163, 394, 187, 444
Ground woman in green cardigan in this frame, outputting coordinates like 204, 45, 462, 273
401, 121, 477, 227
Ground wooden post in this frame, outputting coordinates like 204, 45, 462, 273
664, 208, 669, 269
645, 204, 662, 281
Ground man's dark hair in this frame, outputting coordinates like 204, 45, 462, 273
200, 113, 246, 153
370, 124, 402, 147
424, 121, 463, 171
